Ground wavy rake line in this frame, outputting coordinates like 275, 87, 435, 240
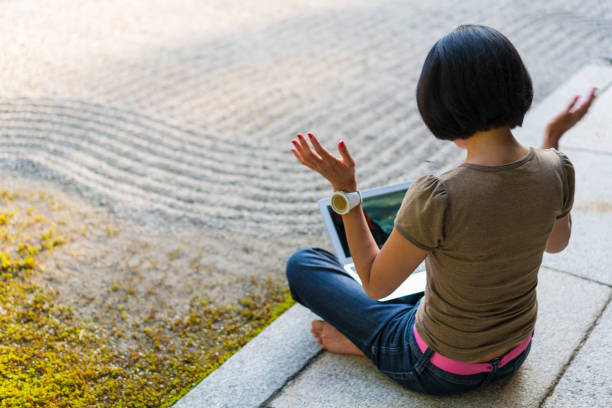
0, 134, 316, 207
0, 146, 321, 236
0, 116, 315, 192
0, 97, 437, 188
0, 100, 338, 235
0, 137, 319, 217
0, 99, 287, 157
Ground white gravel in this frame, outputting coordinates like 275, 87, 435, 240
1, 0, 610, 238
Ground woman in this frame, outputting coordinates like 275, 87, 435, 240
287, 25, 597, 395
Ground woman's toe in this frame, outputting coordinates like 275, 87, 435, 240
311, 320, 326, 334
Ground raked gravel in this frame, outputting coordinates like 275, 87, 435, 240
1, 0, 610, 237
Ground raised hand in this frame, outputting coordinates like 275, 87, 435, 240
290, 133, 357, 192
543, 87, 598, 149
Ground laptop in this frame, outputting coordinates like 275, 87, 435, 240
318, 181, 427, 302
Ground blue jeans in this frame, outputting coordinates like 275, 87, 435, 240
286, 248, 531, 396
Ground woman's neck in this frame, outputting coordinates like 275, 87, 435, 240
464, 126, 530, 166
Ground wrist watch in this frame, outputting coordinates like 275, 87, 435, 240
330, 190, 362, 215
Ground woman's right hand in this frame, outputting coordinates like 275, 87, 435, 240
290, 133, 357, 192
543, 87, 597, 149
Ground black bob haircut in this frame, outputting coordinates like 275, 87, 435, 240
416, 25, 533, 141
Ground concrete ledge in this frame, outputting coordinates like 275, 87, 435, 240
543, 297, 612, 408
172, 304, 320, 408
267, 268, 611, 407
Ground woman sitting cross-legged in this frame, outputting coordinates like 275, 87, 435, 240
287, 24, 597, 395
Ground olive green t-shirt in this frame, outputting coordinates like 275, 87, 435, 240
394, 147, 574, 362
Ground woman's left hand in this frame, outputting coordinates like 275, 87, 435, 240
543, 87, 597, 149
290, 133, 357, 192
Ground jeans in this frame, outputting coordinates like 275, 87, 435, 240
286, 248, 531, 396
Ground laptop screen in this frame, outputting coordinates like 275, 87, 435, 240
327, 188, 407, 258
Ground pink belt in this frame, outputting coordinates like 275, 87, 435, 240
413, 326, 532, 375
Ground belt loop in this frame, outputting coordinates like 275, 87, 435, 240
414, 347, 435, 374
480, 358, 500, 387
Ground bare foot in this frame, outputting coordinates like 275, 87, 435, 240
310, 320, 364, 356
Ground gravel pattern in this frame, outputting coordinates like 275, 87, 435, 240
1, 0, 611, 238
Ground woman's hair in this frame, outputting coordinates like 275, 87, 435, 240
416, 25, 533, 141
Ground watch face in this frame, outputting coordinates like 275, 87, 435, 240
331, 194, 349, 214
330, 191, 361, 215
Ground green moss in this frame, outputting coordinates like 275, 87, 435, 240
0, 189, 295, 407
105, 226, 119, 237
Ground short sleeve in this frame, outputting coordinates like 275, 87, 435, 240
555, 150, 575, 219
394, 175, 448, 251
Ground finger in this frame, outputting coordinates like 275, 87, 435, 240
307, 133, 336, 160
293, 137, 315, 160
294, 135, 319, 168
291, 148, 313, 169
582, 87, 598, 107
291, 148, 305, 163
565, 95, 580, 113
574, 87, 598, 117
291, 139, 305, 155
337, 140, 355, 166
297, 133, 322, 161
291, 141, 310, 165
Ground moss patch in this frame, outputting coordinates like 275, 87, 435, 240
0, 189, 294, 407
